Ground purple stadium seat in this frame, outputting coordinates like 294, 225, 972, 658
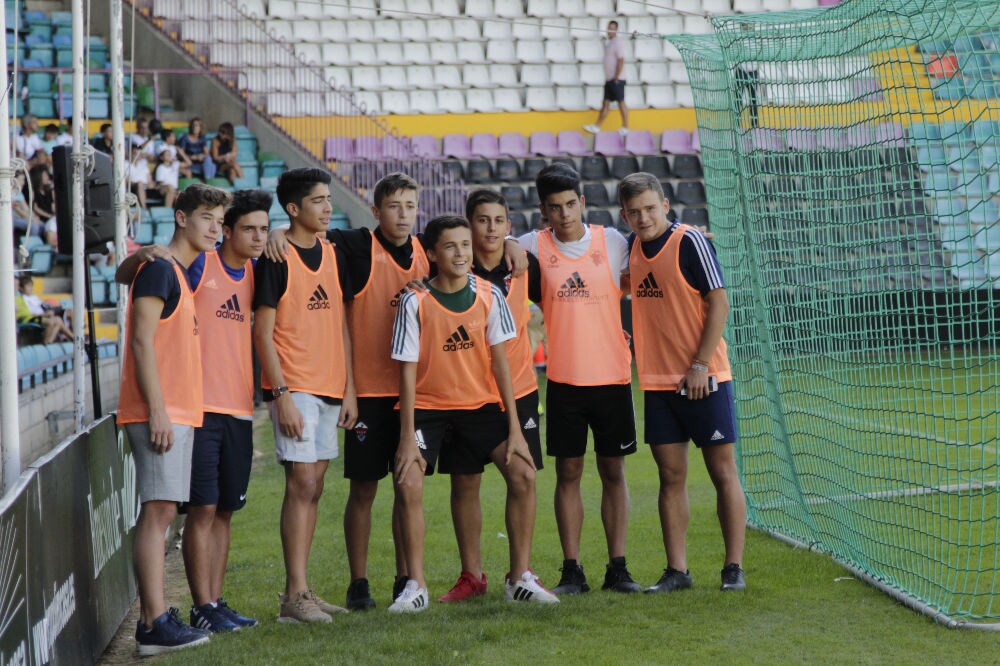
854, 77, 882, 101
817, 127, 845, 151
786, 128, 818, 152
325, 137, 355, 161
411, 134, 442, 159
751, 128, 786, 152
691, 129, 700, 152
874, 122, 905, 146
442, 133, 473, 159
593, 131, 625, 156
499, 132, 532, 158
355, 136, 384, 160
471, 132, 501, 159
530, 131, 562, 156
660, 129, 693, 154
846, 125, 875, 148
625, 130, 656, 155
558, 130, 593, 156
383, 135, 413, 159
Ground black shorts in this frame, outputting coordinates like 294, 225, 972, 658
438, 391, 544, 475
344, 396, 400, 481
645, 381, 738, 448
185, 412, 253, 512
546, 380, 637, 458
603, 79, 626, 102
413, 404, 508, 475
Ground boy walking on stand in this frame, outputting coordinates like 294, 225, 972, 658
118, 184, 232, 656
390, 215, 556, 611
253, 168, 358, 623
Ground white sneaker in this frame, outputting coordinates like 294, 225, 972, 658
505, 571, 560, 604
618, 127, 630, 137
388, 580, 429, 613
583, 124, 600, 134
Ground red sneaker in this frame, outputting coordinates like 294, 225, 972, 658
437, 571, 487, 603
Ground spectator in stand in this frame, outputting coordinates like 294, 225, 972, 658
28, 164, 56, 225
12, 171, 43, 240
155, 146, 183, 209
55, 121, 73, 148
159, 129, 193, 179
583, 21, 629, 138
92, 123, 114, 155
16, 115, 50, 168
16, 275, 72, 343
179, 117, 215, 179
126, 141, 151, 209
210, 122, 243, 185
39, 124, 60, 155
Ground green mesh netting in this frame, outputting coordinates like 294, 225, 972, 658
670, 0, 1000, 625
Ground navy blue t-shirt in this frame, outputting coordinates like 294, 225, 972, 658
628, 221, 725, 296
130, 258, 191, 318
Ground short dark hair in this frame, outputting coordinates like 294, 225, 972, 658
160, 128, 173, 141
99, 123, 112, 132
535, 163, 581, 201
224, 189, 273, 228
422, 215, 469, 251
174, 183, 232, 220
43, 123, 58, 134
465, 188, 508, 221
218, 122, 235, 136
373, 172, 419, 207
617, 172, 665, 207
276, 167, 332, 212
609, 20, 619, 29
149, 119, 163, 135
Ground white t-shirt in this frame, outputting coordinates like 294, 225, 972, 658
603, 36, 626, 81
126, 160, 150, 185
517, 225, 630, 289
15, 133, 43, 159
22, 293, 46, 316
155, 162, 180, 189
391, 274, 516, 362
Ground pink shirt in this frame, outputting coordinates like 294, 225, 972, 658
604, 37, 625, 81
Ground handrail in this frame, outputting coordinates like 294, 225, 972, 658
17, 341, 117, 391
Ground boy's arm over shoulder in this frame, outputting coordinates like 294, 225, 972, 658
390, 290, 421, 362
485, 284, 517, 345
333, 244, 354, 302
252, 254, 288, 311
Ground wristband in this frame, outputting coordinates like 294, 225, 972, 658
690, 362, 708, 373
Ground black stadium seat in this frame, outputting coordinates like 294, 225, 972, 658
496, 158, 521, 182
552, 157, 577, 171
501, 185, 528, 209
442, 159, 464, 181
530, 211, 543, 229
611, 156, 640, 180
672, 154, 703, 179
587, 209, 613, 227
675, 181, 706, 206
523, 158, 547, 181
681, 206, 709, 229
509, 211, 529, 235
581, 155, 610, 180
661, 181, 676, 202
583, 183, 610, 207
641, 155, 671, 179
526, 186, 539, 208
466, 159, 493, 183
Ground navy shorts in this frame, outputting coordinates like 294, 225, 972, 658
439, 391, 544, 475
603, 79, 626, 102
413, 404, 508, 475
546, 380, 637, 458
344, 396, 400, 481
185, 412, 253, 511
644, 381, 738, 448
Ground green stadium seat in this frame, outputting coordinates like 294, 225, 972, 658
154, 221, 175, 239
133, 223, 154, 245
178, 178, 199, 190
27, 94, 54, 118
26, 70, 51, 93
149, 206, 174, 222
27, 45, 54, 67
206, 178, 235, 192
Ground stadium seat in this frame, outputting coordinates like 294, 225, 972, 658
456, 42, 487, 64
494, 88, 525, 112
551, 64, 582, 87
530, 132, 561, 156
487, 40, 518, 64
497, 159, 522, 182
488, 64, 519, 87
463, 64, 491, 88
675, 181, 706, 205
442, 160, 465, 182
558, 131, 593, 156
660, 129, 693, 154
557, 87, 587, 110
501, 185, 528, 209
526, 87, 558, 111
426, 19, 454, 41
509, 212, 529, 235
511, 19, 543, 40
374, 20, 402, 42
624, 131, 657, 155
524, 158, 547, 181
646, 85, 676, 108
466, 160, 494, 183
545, 40, 577, 65
672, 154, 703, 179
640, 155, 671, 180
521, 64, 550, 87
409, 90, 440, 113
516, 40, 546, 64
443, 134, 473, 159
594, 131, 626, 156
574, 39, 603, 64
402, 43, 433, 66
585, 0, 615, 15
587, 209, 614, 227
400, 19, 428, 41
467, 89, 497, 112
405, 66, 434, 90
499, 133, 532, 158
611, 156, 640, 180
430, 42, 458, 64
437, 89, 467, 112
581, 156, 611, 180
471, 133, 501, 159
435, 65, 463, 89
583, 183, 611, 207
528, 0, 559, 16
466, 0, 495, 16
552, 157, 578, 171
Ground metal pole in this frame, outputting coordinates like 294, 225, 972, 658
0, 0, 22, 493
110, 0, 126, 366
71, 0, 87, 430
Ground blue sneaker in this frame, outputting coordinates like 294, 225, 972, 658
135, 608, 210, 657
217, 597, 258, 628
190, 602, 239, 633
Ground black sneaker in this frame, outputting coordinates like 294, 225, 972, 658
217, 597, 258, 628
602, 558, 643, 593
136, 608, 210, 657
346, 578, 376, 610
190, 602, 239, 633
645, 567, 693, 594
551, 560, 590, 595
392, 575, 411, 602
720, 563, 746, 591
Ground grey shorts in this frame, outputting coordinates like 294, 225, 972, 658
126, 422, 196, 503
269, 391, 342, 463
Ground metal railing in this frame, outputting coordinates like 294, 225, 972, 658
129, 0, 465, 227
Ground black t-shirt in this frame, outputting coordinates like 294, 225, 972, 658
471, 251, 542, 304
253, 240, 353, 310
327, 226, 423, 296
130, 258, 189, 318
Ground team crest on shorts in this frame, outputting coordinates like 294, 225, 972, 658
354, 421, 368, 442
414, 429, 426, 450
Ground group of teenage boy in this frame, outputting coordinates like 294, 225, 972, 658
116, 161, 746, 656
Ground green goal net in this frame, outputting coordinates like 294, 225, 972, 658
670, 0, 1000, 626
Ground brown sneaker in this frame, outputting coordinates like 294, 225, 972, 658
278, 591, 332, 624
307, 589, 348, 615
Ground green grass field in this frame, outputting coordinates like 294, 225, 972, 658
158, 375, 1000, 665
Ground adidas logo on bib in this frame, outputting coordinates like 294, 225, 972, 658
636, 272, 664, 298
389, 287, 407, 307
216, 293, 245, 322
443, 325, 474, 351
710, 430, 725, 441
557, 272, 590, 299
308, 284, 331, 310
